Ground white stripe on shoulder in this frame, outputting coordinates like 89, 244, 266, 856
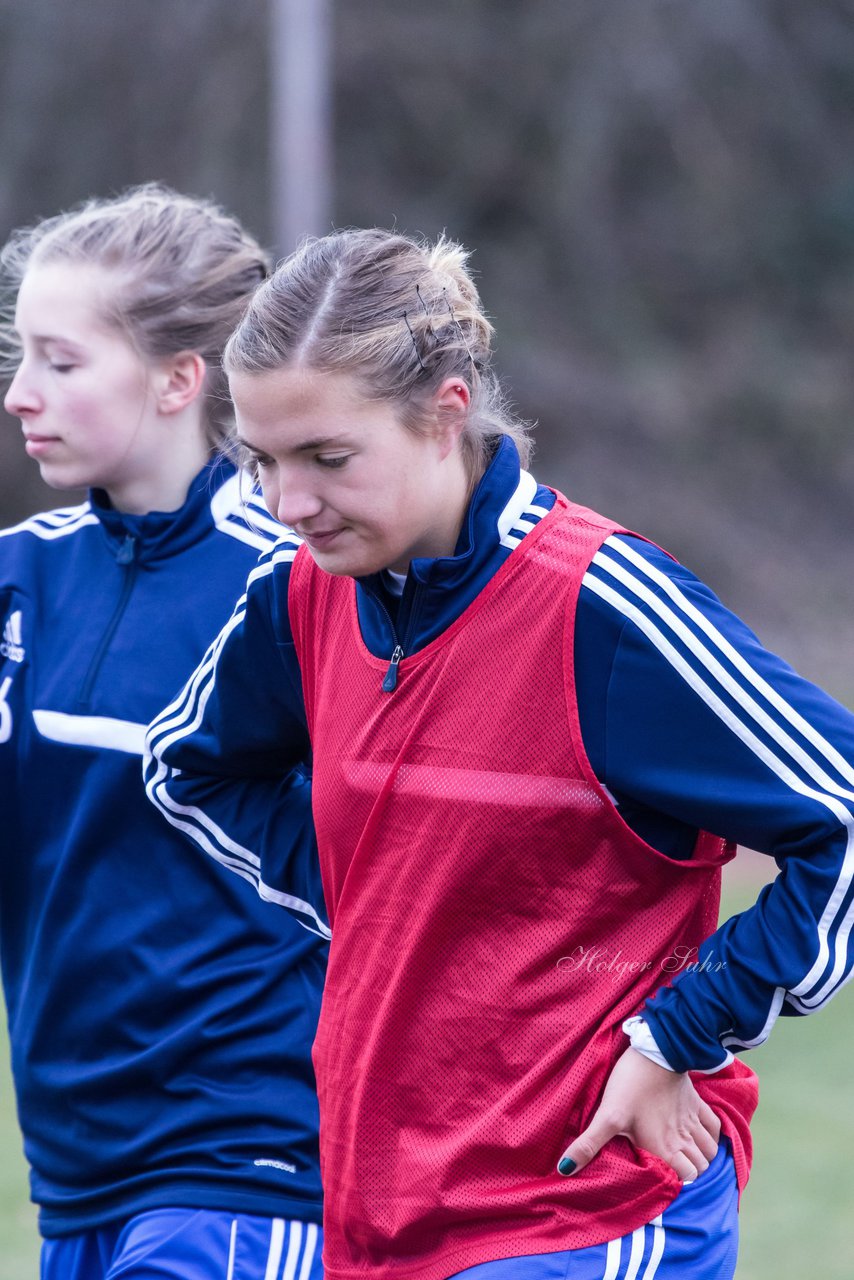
209, 470, 252, 523
210, 472, 286, 549
605, 536, 854, 787
33, 709, 146, 754
247, 541, 301, 587
496, 470, 538, 549
27, 504, 91, 527
592, 544, 854, 803
0, 504, 97, 541
216, 519, 277, 552
243, 495, 286, 530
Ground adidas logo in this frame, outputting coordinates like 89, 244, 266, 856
253, 1157, 297, 1174
0, 610, 24, 664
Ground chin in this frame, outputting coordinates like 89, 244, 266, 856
304, 546, 355, 577
307, 546, 387, 580
37, 464, 86, 492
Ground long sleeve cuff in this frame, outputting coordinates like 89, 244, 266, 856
640, 996, 736, 1075
622, 1015, 676, 1071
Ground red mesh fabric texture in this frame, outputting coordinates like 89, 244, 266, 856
289, 496, 758, 1280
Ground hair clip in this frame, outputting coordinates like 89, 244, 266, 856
443, 289, 477, 369
415, 283, 432, 325
402, 311, 427, 372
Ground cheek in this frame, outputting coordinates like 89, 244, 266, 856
60, 375, 122, 431
78, 360, 149, 433
380, 449, 426, 512
54, 388, 107, 440
106, 371, 149, 422
393, 469, 432, 524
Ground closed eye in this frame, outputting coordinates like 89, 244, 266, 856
317, 454, 351, 469
238, 444, 274, 471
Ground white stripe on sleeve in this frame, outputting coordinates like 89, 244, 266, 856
584, 536, 854, 1023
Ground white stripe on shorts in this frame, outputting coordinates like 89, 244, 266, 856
264, 1219, 286, 1280
643, 1216, 666, 1279
226, 1219, 238, 1280
298, 1224, 320, 1280
600, 1217, 667, 1280
282, 1220, 303, 1280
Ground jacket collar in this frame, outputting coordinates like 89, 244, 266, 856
410, 435, 539, 589
90, 456, 235, 562
356, 437, 553, 656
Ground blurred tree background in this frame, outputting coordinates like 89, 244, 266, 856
3, 0, 854, 694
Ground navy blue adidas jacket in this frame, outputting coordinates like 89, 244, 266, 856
145, 439, 854, 1078
0, 460, 323, 1236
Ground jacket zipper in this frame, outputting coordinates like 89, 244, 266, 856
77, 534, 138, 709
361, 578, 419, 694
367, 589, 404, 693
382, 644, 404, 693
376, 578, 426, 694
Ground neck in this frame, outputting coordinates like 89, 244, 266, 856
105, 423, 211, 515
390, 449, 471, 574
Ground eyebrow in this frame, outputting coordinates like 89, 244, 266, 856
9, 326, 82, 347
232, 436, 268, 456
233, 434, 349, 455
33, 334, 87, 352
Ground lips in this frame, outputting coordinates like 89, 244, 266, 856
23, 433, 62, 456
300, 528, 344, 550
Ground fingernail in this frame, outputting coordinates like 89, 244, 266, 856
557, 1157, 576, 1176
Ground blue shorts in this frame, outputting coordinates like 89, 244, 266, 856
449, 1141, 738, 1280
40, 1209, 323, 1280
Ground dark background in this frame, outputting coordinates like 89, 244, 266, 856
3, 0, 854, 696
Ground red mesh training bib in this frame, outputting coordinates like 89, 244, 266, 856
289, 495, 757, 1280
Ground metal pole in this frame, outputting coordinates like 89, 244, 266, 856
271, 0, 333, 259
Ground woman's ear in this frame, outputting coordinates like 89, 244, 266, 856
433, 377, 470, 458
155, 351, 207, 416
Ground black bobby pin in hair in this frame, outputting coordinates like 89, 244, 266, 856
403, 288, 479, 378
415, 283, 433, 331
443, 289, 477, 370
402, 311, 427, 372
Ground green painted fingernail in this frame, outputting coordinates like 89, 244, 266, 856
558, 1157, 576, 1176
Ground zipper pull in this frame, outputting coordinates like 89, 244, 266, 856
382, 645, 404, 693
116, 535, 136, 565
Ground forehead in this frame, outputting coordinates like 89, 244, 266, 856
230, 366, 380, 438
15, 261, 117, 336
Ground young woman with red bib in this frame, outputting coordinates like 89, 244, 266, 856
145, 228, 854, 1280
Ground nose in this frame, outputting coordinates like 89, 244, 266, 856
273, 472, 323, 530
4, 364, 41, 417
